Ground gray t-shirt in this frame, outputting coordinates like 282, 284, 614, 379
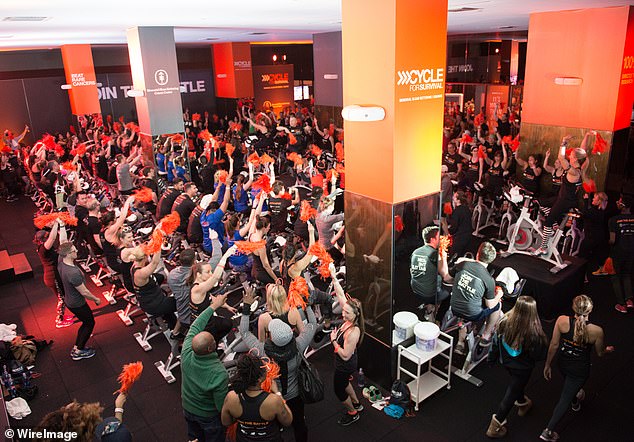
410, 244, 438, 298
58, 261, 86, 308
450, 260, 496, 317
167, 265, 192, 326
116, 163, 133, 192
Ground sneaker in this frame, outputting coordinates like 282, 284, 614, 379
615, 304, 628, 313
591, 268, 608, 276
539, 429, 560, 441
337, 411, 360, 426
55, 318, 75, 328
626, 299, 634, 309
352, 401, 364, 412
71, 347, 96, 361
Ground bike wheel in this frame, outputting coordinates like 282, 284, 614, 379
507, 221, 534, 251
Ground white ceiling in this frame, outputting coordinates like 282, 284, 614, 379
0, 0, 631, 50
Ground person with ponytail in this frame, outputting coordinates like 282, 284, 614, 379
233, 164, 254, 215
486, 296, 547, 438
221, 352, 293, 442
328, 263, 365, 426
250, 215, 278, 284
540, 295, 614, 441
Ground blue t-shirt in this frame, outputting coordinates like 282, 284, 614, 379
227, 230, 248, 266
156, 153, 166, 174
213, 183, 226, 206
200, 208, 225, 252
250, 188, 268, 212
233, 184, 250, 213
176, 166, 186, 180
167, 160, 175, 182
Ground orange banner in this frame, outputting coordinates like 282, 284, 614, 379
61, 44, 101, 115
213, 42, 254, 99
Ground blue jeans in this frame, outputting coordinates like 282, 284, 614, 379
183, 410, 225, 442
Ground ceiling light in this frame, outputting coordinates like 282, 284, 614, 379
498, 26, 516, 30
204, 37, 219, 41
554, 77, 582, 86
249, 32, 268, 36
3, 16, 48, 22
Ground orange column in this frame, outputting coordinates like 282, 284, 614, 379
343, 0, 447, 204
61, 44, 101, 115
212, 42, 254, 99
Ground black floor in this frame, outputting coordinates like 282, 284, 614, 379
1, 195, 633, 441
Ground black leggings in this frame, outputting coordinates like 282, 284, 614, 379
66, 303, 95, 349
286, 396, 307, 442
333, 369, 353, 402
547, 370, 587, 430
495, 367, 533, 421
611, 254, 634, 305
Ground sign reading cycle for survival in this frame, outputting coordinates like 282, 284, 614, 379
253, 64, 294, 112
396, 67, 444, 103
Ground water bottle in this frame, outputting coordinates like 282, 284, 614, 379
22, 372, 31, 389
357, 368, 365, 388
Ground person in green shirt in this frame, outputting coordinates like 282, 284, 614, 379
181, 291, 229, 442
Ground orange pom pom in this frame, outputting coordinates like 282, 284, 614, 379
288, 276, 309, 310
308, 242, 334, 279
225, 142, 236, 157
288, 133, 297, 145
335, 142, 344, 162
125, 122, 140, 133
461, 134, 473, 144
260, 359, 281, 393
234, 240, 266, 254
502, 135, 512, 144
603, 257, 615, 274
248, 152, 261, 167
259, 153, 275, 164
300, 200, 318, 222
226, 423, 238, 442
33, 213, 59, 229
217, 170, 229, 184
477, 145, 487, 159
172, 133, 184, 144
119, 116, 125, 124
443, 202, 453, 215
142, 230, 165, 255
115, 361, 143, 394
229, 122, 242, 132
159, 212, 181, 235
311, 144, 322, 157
41, 134, 56, 150
439, 235, 452, 255
280, 192, 292, 200
287, 152, 303, 167
75, 143, 87, 156
192, 113, 201, 122
252, 174, 272, 193
113, 122, 122, 133
510, 135, 520, 153
61, 161, 76, 172
57, 212, 78, 227
134, 187, 154, 203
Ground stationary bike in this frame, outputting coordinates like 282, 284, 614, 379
501, 187, 574, 273
471, 183, 499, 238
559, 208, 584, 257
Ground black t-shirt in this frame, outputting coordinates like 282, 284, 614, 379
448, 205, 473, 238
95, 155, 109, 181
608, 213, 634, 256
157, 188, 182, 219
199, 165, 214, 193
75, 205, 89, 240
410, 244, 438, 297
443, 152, 462, 173
86, 215, 102, 253
172, 194, 196, 233
496, 118, 511, 137
187, 206, 204, 243
37, 244, 59, 280
450, 260, 496, 317
268, 197, 292, 233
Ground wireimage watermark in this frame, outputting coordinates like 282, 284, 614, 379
4, 427, 78, 441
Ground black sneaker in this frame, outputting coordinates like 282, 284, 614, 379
352, 401, 364, 412
71, 347, 96, 361
539, 429, 559, 441
337, 412, 360, 426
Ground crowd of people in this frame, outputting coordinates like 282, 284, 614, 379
0, 99, 629, 442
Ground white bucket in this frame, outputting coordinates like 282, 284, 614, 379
414, 322, 440, 352
393, 311, 419, 340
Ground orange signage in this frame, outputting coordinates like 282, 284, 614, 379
61, 44, 101, 115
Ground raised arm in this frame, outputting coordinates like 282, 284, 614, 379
558, 135, 572, 169
133, 251, 162, 283
329, 263, 347, 309
288, 223, 316, 278
105, 196, 135, 242
196, 246, 237, 294
44, 220, 60, 250
543, 149, 555, 174
219, 176, 232, 213
457, 142, 471, 160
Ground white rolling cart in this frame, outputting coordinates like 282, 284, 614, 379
396, 330, 453, 411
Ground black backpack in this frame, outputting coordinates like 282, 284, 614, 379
389, 379, 411, 410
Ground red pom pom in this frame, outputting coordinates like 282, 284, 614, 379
311, 144, 322, 157
288, 276, 309, 310
142, 230, 165, 255
33, 213, 59, 229
461, 134, 473, 144
593, 133, 607, 155
443, 202, 453, 215
172, 133, 184, 144
119, 116, 125, 124
477, 145, 487, 159
125, 122, 140, 133
115, 361, 143, 394
252, 174, 272, 193
260, 359, 280, 393
582, 180, 597, 193
288, 133, 298, 145
192, 113, 201, 122
113, 122, 122, 133
502, 135, 512, 144
106, 115, 112, 123
134, 187, 154, 203
41, 134, 57, 150
510, 135, 520, 153
234, 240, 266, 254
100, 135, 111, 144
300, 200, 318, 222
75, 143, 87, 156
229, 122, 242, 132
54, 145, 65, 157
159, 212, 181, 235
57, 212, 78, 227
198, 129, 213, 142
394, 215, 404, 232
69, 125, 76, 135
280, 192, 292, 200
61, 161, 76, 172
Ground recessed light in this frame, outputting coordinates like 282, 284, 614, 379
3, 16, 49, 22
204, 37, 219, 41
498, 26, 516, 30
249, 32, 268, 36
448, 7, 481, 12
